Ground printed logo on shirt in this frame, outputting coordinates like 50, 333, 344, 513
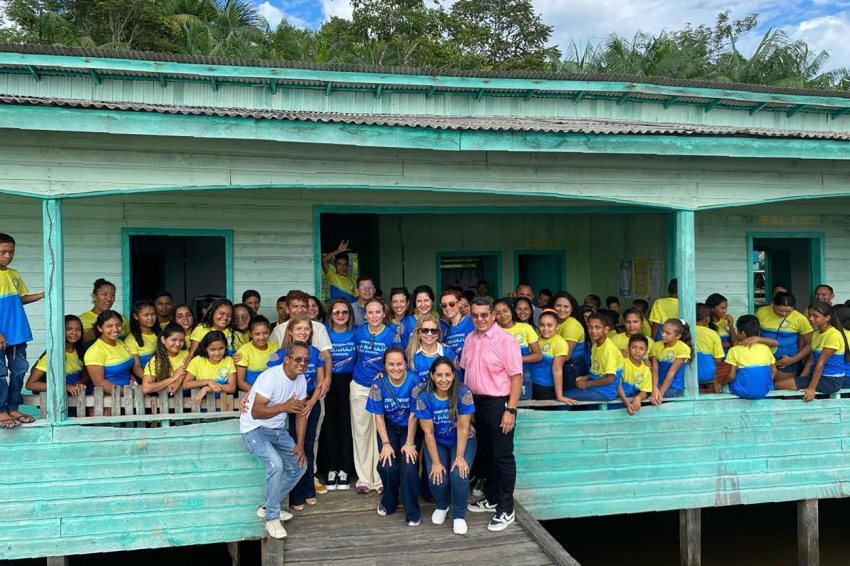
634, 371, 648, 386
217, 366, 230, 379
11, 277, 19, 289
780, 320, 791, 328
592, 360, 601, 372
541, 342, 552, 354
664, 350, 675, 361
268, 351, 282, 364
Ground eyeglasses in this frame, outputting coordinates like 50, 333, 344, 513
289, 356, 309, 364
419, 327, 439, 335
440, 301, 457, 309
360, 285, 376, 290
332, 310, 350, 316
470, 313, 492, 319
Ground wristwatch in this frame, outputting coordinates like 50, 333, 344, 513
504, 403, 517, 415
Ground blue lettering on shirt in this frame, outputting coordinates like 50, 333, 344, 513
414, 383, 475, 446
441, 317, 474, 358
328, 326, 357, 374
352, 325, 396, 387
365, 373, 418, 427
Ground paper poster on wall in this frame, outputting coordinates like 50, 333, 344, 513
648, 260, 666, 299
618, 260, 633, 298
633, 259, 649, 297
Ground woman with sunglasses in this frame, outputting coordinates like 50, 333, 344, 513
351, 297, 396, 494
439, 289, 475, 360
317, 297, 357, 491
407, 315, 457, 384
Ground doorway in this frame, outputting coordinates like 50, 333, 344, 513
437, 252, 501, 298
515, 251, 565, 296
319, 213, 381, 301
747, 233, 824, 311
122, 229, 232, 313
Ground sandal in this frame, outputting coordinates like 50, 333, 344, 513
305, 498, 317, 506
0, 417, 20, 430
290, 504, 305, 511
10, 411, 35, 424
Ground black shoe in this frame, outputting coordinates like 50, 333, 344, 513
488, 511, 515, 531
326, 471, 337, 491
467, 499, 497, 513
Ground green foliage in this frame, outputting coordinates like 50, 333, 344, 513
1, 2, 848, 89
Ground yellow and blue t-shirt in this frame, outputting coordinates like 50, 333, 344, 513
725, 343, 774, 399
588, 338, 624, 400
503, 322, 539, 357
649, 297, 679, 340
79, 309, 131, 342
621, 358, 652, 397
650, 340, 691, 392
640, 317, 652, 339
414, 383, 475, 446
529, 335, 568, 388
34, 350, 83, 385
558, 317, 586, 363
236, 340, 279, 386
325, 266, 357, 303
233, 330, 250, 350
756, 306, 813, 361
143, 350, 188, 381
186, 356, 236, 385
811, 326, 846, 378
84, 338, 134, 386
0, 267, 32, 346
712, 317, 733, 352
612, 332, 654, 360
126, 332, 158, 369
365, 372, 418, 427
695, 326, 724, 384
189, 324, 235, 356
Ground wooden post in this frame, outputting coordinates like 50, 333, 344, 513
227, 541, 241, 566
675, 210, 699, 396
679, 508, 701, 566
46, 556, 69, 566
261, 535, 285, 566
42, 198, 67, 423
798, 499, 819, 566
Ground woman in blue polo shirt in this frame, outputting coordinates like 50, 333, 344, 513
317, 297, 357, 491
351, 298, 397, 494
416, 356, 476, 535
366, 347, 421, 526
439, 289, 474, 359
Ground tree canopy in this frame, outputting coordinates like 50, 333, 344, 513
1, 0, 847, 90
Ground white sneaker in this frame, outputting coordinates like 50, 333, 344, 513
377, 503, 387, 516
407, 517, 422, 527
265, 520, 287, 539
431, 508, 448, 525
487, 511, 515, 532
257, 506, 293, 521
453, 518, 468, 535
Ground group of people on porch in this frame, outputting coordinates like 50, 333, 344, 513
2, 232, 850, 539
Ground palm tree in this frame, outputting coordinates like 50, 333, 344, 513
163, 0, 267, 57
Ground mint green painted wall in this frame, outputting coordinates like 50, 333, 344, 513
2, 73, 849, 135
378, 212, 667, 299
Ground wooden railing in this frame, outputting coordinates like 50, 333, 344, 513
23, 387, 245, 424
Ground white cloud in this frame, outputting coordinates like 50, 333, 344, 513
258, 1, 311, 29
320, 0, 353, 20
788, 13, 850, 69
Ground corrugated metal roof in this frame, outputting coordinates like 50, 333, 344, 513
1, 43, 849, 100
2, 95, 848, 141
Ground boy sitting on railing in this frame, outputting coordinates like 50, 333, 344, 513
717, 315, 776, 400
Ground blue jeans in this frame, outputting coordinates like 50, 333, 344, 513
520, 365, 532, 401
241, 426, 307, 521
287, 399, 321, 506
377, 421, 421, 522
563, 387, 609, 402
424, 437, 477, 520
664, 387, 683, 398
0, 343, 27, 413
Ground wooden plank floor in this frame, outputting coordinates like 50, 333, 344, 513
283, 489, 555, 565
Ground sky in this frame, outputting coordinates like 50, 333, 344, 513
254, 0, 850, 70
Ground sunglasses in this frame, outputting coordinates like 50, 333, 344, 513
288, 356, 309, 364
440, 301, 457, 309
332, 310, 350, 316
360, 285, 376, 290
470, 313, 491, 319
419, 327, 439, 335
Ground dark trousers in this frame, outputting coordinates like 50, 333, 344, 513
377, 421, 421, 522
287, 398, 321, 506
317, 372, 355, 476
473, 394, 516, 515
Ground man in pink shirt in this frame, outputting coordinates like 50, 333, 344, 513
460, 297, 522, 532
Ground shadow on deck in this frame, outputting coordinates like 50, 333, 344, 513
273, 489, 578, 566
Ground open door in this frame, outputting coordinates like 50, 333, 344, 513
749, 234, 824, 310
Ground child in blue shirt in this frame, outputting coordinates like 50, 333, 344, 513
366, 347, 422, 526
0, 233, 44, 428
718, 315, 776, 399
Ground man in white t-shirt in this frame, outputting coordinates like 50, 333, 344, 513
240, 341, 310, 539
270, 291, 331, 394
